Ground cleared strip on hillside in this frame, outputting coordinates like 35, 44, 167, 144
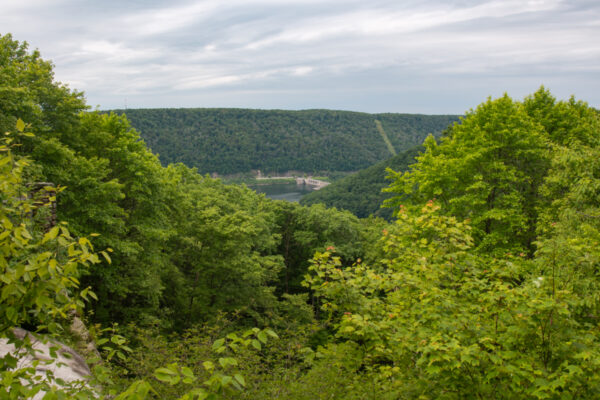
374, 119, 397, 156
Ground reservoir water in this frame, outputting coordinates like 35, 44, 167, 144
249, 182, 315, 202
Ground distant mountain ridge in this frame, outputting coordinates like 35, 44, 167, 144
110, 108, 458, 175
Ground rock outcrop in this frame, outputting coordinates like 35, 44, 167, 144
0, 328, 94, 399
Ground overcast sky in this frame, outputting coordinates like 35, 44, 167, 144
2, 0, 599, 114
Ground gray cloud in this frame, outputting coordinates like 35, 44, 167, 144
1, 0, 598, 113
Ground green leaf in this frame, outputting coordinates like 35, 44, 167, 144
154, 366, 180, 385
219, 375, 233, 387
218, 357, 238, 368
181, 366, 196, 384
212, 338, 225, 351
181, 366, 195, 379
88, 290, 98, 300
264, 329, 279, 339
233, 374, 246, 387
111, 335, 126, 345
202, 361, 214, 372
257, 330, 267, 344
100, 251, 112, 264
42, 226, 59, 244
184, 388, 209, 400
16, 119, 25, 132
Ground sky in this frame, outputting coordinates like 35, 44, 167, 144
1, 0, 599, 114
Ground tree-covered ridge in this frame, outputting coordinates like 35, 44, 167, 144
300, 146, 422, 220
111, 108, 458, 175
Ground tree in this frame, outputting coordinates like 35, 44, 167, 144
0, 34, 86, 148
386, 93, 551, 254
70, 112, 175, 324
164, 165, 285, 328
272, 201, 364, 296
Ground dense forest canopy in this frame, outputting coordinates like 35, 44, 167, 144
112, 108, 458, 175
2, 32, 600, 399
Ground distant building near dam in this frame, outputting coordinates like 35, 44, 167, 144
296, 177, 330, 190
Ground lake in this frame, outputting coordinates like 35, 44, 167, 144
249, 182, 315, 202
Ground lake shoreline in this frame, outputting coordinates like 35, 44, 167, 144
247, 181, 316, 203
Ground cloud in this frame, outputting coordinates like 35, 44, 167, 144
119, 2, 221, 36
243, 0, 563, 49
1, 0, 598, 113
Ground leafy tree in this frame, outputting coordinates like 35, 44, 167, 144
162, 164, 284, 329
0, 34, 86, 149
532, 90, 600, 341
271, 201, 364, 296
70, 112, 175, 324
386, 93, 551, 253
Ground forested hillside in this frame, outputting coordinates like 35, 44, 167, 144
300, 145, 423, 219
3, 33, 600, 399
112, 108, 458, 174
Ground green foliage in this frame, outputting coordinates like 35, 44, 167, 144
386, 92, 554, 253
0, 122, 100, 398
113, 108, 457, 175
0, 34, 87, 141
301, 146, 423, 220
305, 203, 600, 398
68, 112, 174, 323
162, 165, 285, 328
113, 322, 280, 400
0, 120, 287, 400
386, 88, 600, 257
271, 201, 364, 296
0, 122, 99, 333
